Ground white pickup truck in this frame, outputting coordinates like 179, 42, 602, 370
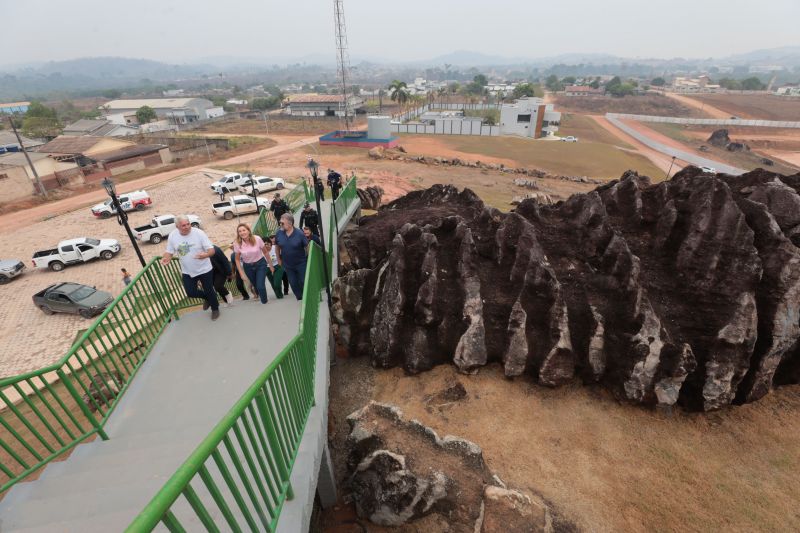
240, 176, 285, 195
211, 195, 269, 220
32, 238, 122, 271
134, 214, 202, 244
209, 173, 255, 194
90, 190, 152, 218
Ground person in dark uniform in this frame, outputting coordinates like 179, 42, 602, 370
269, 193, 289, 223
327, 168, 342, 200
229, 245, 249, 300
315, 177, 325, 201
210, 245, 235, 307
299, 203, 319, 235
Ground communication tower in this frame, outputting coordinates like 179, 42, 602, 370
333, 0, 352, 130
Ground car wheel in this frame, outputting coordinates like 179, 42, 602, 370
135, 203, 146, 211
79, 309, 94, 319
150, 234, 163, 244
50, 261, 65, 272
224, 211, 234, 220
276, 183, 284, 190
0, 275, 9, 285
40, 305, 54, 315
100, 250, 114, 260
191, 222, 200, 228
101, 211, 111, 219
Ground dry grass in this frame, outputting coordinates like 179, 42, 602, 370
553, 95, 700, 117
559, 113, 634, 147
326, 358, 800, 532
399, 133, 664, 179
192, 116, 367, 136
687, 94, 800, 121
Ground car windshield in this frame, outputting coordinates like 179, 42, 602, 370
69, 286, 96, 300
103, 199, 112, 206
85, 238, 101, 245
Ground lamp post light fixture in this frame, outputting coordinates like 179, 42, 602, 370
665, 155, 677, 180
306, 158, 332, 306
101, 177, 146, 268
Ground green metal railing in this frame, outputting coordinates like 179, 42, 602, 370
0, 176, 359, 531
127, 243, 325, 532
252, 183, 309, 241
0, 261, 187, 492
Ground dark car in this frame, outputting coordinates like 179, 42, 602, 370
32, 282, 114, 319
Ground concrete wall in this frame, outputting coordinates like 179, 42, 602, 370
606, 112, 800, 129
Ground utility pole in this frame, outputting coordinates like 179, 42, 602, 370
7, 116, 47, 197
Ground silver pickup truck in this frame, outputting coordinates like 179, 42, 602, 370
0, 259, 26, 284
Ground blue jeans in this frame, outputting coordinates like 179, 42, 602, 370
283, 260, 306, 300
243, 257, 269, 304
182, 269, 218, 311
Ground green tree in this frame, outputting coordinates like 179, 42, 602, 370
589, 78, 601, 89
102, 88, 122, 99
251, 96, 281, 111
740, 77, 766, 90
718, 78, 742, 90
545, 74, 564, 92
512, 83, 536, 98
22, 102, 61, 139
650, 77, 666, 87
135, 105, 157, 124
562, 76, 577, 85
388, 80, 410, 114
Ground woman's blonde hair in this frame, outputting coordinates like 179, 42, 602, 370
235, 223, 256, 246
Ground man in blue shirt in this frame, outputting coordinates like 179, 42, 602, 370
275, 212, 309, 300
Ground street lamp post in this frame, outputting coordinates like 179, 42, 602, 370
665, 155, 677, 180
306, 158, 332, 306
101, 177, 146, 267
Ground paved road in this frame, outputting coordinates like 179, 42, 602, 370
605, 115, 746, 175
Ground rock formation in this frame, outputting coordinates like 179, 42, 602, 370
332, 168, 800, 411
345, 401, 569, 531
356, 186, 384, 210
708, 129, 731, 147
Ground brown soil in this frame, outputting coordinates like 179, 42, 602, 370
552, 95, 699, 117
686, 94, 800, 121
324, 357, 800, 532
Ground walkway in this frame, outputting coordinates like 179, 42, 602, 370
0, 195, 357, 532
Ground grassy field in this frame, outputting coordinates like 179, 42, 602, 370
558, 113, 634, 146
645, 122, 799, 175
687, 94, 800, 121
401, 132, 664, 179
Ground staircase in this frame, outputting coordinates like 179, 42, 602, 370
0, 180, 361, 532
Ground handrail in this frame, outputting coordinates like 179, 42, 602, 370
127, 243, 325, 532
0, 258, 179, 492
252, 183, 307, 240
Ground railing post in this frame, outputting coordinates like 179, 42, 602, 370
153, 261, 180, 320
57, 369, 109, 441
143, 265, 171, 320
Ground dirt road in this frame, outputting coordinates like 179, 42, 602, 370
664, 92, 730, 119
0, 134, 319, 233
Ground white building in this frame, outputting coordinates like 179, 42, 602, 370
99, 98, 223, 125
283, 94, 364, 117
499, 97, 561, 138
775, 86, 800, 97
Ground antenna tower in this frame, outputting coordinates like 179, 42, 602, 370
333, 0, 352, 130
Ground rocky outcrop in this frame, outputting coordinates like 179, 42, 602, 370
332, 168, 800, 411
344, 402, 569, 531
356, 186, 384, 210
708, 129, 731, 147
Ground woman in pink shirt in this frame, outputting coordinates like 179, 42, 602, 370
233, 223, 274, 304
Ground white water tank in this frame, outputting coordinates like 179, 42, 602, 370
368, 115, 391, 140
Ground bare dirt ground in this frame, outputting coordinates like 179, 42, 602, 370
552, 94, 699, 117
685, 94, 800, 121
323, 357, 800, 533
663, 92, 731, 119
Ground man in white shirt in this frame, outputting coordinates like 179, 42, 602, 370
160, 215, 221, 320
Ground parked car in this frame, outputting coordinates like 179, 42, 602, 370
240, 176, 285, 195
33, 282, 113, 319
560, 136, 579, 143
134, 214, 202, 244
0, 259, 26, 284
32, 238, 122, 271
212, 195, 269, 220
209, 173, 255, 194
91, 190, 152, 218
700, 166, 717, 174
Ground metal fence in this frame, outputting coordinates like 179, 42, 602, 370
606, 112, 800, 129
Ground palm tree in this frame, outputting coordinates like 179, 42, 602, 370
388, 80, 409, 118
437, 87, 447, 108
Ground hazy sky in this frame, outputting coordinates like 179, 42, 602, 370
1, 0, 798, 66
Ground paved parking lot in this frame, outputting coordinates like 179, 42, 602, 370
0, 169, 297, 377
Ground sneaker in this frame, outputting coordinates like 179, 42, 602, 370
211, 309, 220, 321
203, 301, 210, 311
223, 301, 233, 308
